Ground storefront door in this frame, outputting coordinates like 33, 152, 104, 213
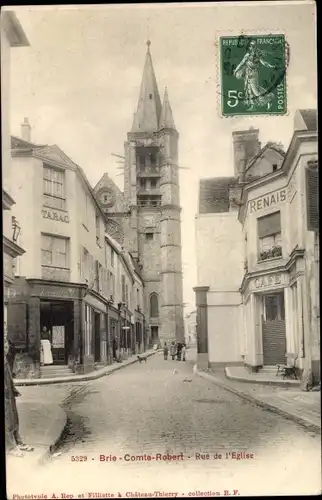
262, 292, 286, 365
40, 300, 74, 365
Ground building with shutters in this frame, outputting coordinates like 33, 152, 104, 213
195, 110, 319, 382
2, 12, 29, 336
7, 124, 145, 378
94, 41, 185, 346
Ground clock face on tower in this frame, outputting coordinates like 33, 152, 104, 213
97, 187, 116, 209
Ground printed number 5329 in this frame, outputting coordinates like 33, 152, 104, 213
71, 456, 88, 462
227, 90, 243, 107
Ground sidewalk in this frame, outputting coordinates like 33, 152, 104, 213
7, 349, 160, 469
195, 366, 321, 433
14, 349, 159, 386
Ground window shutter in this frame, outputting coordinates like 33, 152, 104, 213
258, 211, 281, 238
306, 162, 319, 232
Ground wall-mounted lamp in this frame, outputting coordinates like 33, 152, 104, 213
12, 217, 21, 242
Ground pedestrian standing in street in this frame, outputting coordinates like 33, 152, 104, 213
170, 341, 176, 360
4, 334, 34, 457
181, 343, 186, 362
176, 342, 182, 361
163, 342, 169, 360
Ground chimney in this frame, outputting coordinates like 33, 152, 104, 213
232, 128, 261, 182
21, 117, 31, 142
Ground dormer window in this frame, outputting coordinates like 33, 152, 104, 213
272, 164, 278, 172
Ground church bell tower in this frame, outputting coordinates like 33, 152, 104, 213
123, 41, 184, 344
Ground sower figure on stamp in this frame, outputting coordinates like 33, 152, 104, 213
4, 334, 34, 456
234, 39, 275, 110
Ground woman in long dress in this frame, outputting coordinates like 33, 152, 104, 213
4, 335, 34, 456
234, 40, 276, 110
40, 327, 53, 365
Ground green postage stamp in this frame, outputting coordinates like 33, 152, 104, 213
219, 34, 288, 117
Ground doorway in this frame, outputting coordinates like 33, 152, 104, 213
40, 300, 74, 365
262, 291, 286, 365
151, 326, 159, 345
94, 312, 101, 363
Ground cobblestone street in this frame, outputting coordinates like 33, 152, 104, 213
7, 349, 321, 497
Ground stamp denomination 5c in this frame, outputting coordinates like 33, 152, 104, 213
219, 34, 288, 117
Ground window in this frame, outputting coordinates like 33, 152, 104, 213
258, 211, 282, 261
41, 234, 69, 269
272, 164, 278, 172
96, 215, 101, 246
150, 293, 159, 318
85, 305, 93, 356
264, 293, 285, 321
82, 194, 89, 229
139, 156, 145, 168
140, 179, 146, 189
150, 179, 157, 189
121, 275, 126, 303
43, 165, 66, 210
41, 234, 70, 281
145, 233, 154, 241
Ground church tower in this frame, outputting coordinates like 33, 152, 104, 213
124, 41, 184, 344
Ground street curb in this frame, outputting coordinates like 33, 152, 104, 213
14, 350, 160, 386
225, 367, 301, 388
194, 366, 321, 434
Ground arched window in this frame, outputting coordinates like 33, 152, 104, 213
150, 293, 159, 318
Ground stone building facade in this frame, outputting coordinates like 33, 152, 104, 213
95, 41, 185, 345
195, 110, 319, 383
7, 127, 145, 378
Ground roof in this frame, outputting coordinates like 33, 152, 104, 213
159, 87, 176, 130
198, 176, 236, 214
245, 142, 285, 172
11, 135, 46, 150
294, 109, 317, 132
131, 41, 162, 133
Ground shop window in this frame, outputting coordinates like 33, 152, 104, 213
43, 164, 66, 210
150, 293, 159, 318
258, 211, 282, 261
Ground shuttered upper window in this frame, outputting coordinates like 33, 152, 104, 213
306, 161, 319, 232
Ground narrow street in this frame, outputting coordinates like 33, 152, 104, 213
7, 349, 321, 497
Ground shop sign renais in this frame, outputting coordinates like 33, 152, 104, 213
249, 189, 286, 213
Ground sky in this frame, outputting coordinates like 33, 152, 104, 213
9, 2, 317, 313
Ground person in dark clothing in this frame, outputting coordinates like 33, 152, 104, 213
4, 336, 34, 456
169, 341, 176, 360
176, 342, 182, 361
163, 342, 169, 360
112, 338, 117, 360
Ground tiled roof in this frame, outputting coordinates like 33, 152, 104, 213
245, 142, 285, 172
198, 176, 236, 214
299, 109, 317, 131
11, 135, 46, 150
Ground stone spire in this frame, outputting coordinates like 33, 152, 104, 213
159, 86, 176, 130
131, 41, 162, 133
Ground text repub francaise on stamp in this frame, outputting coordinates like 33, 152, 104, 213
220, 34, 288, 117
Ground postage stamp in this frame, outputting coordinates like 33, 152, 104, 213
219, 34, 288, 117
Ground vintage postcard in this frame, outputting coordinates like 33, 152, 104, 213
2, 2, 320, 499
